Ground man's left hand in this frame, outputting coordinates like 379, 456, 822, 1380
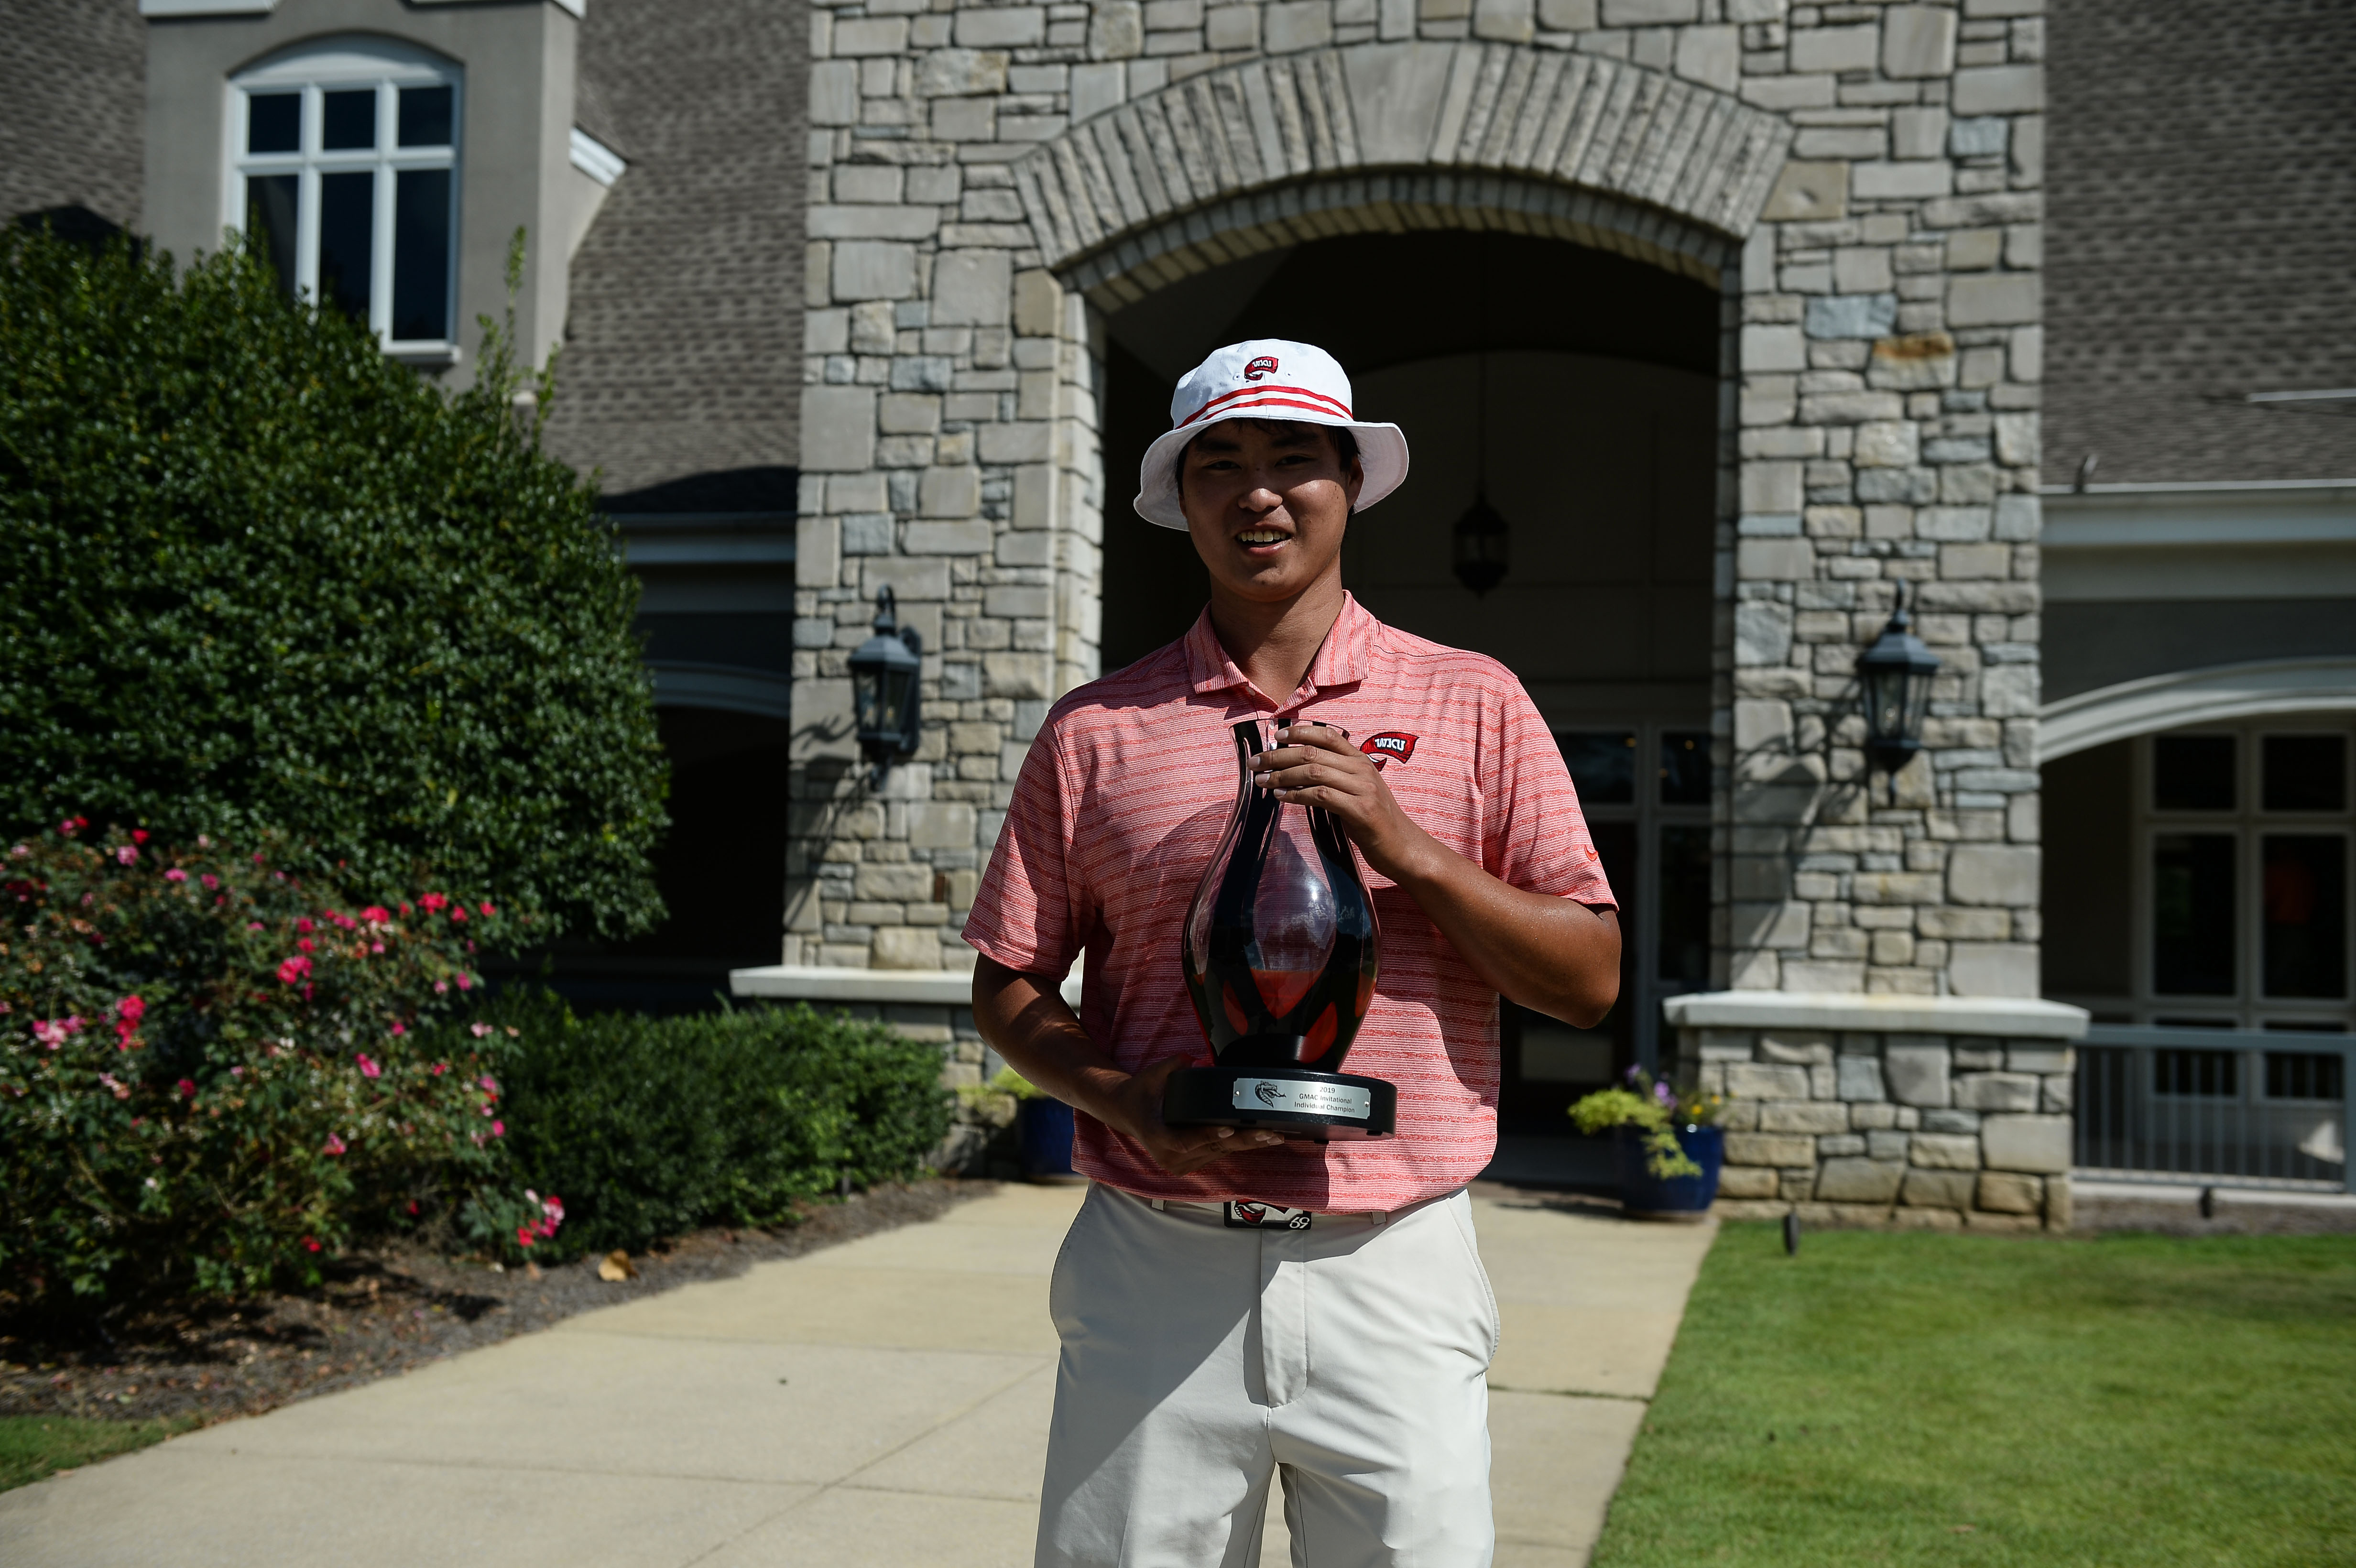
1250, 723, 1437, 885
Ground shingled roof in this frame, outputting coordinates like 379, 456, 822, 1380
542, 0, 806, 512
2044, 0, 2356, 484
0, 0, 144, 234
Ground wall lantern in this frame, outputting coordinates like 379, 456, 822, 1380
849, 586, 922, 789
1856, 581, 1941, 803
1452, 490, 1511, 597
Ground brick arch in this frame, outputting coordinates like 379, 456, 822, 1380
1012, 40, 1793, 292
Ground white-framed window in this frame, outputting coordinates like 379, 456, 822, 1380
225, 39, 462, 357
2134, 720, 2354, 1032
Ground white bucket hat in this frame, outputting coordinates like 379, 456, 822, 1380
1132, 339, 1410, 529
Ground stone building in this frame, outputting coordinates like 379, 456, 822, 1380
6, 0, 2348, 1215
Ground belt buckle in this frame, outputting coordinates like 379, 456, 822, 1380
1224, 1200, 1313, 1230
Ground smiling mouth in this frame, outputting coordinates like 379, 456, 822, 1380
1236, 529, 1288, 546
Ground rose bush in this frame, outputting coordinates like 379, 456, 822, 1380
0, 821, 554, 1312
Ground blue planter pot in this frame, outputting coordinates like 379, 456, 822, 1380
1614, 1123, 1724, 1220
1016, 1096, 1083, 1184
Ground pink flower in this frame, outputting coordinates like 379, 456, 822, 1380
117, 996, 145, 1024
304, 1236, 321, 1252
202, 874, 219, 891
455, 974, 472, 992
355, 1053, 381, 1078
420, 893, 448, 913
164, 868, 188, 882
479, 1075, 499, 1094
230, 1065, 245, 1077
361, 906, 391, 925
491, 1120, 504, 1137
449, 907, 468, 923
431, 1062, 449, 1076
176, 1078, 196, 1100
470, 1023, 492, 1038
433, 980, 448, 994
97, 1072, 130, 1100
196, 834, 210, 848
115, 845, 138, 865
480, 902, 496, 917
132, 829, 150, 844
297, 937, 315, 953
277, 956, 311, 984
515, 1225, 534, 1248
370, 941, 384, 954
390, 1020, 407, 1036
252, 852, 264, 865
296, 917, 314, 934
322, 1132, 347, 1155
32, 1020, 68, 1048
247, 921, 263, 931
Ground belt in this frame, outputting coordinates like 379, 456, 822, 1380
1135, 1192, 1397, 1227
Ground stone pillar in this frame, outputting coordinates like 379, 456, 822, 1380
1725, 2, 2047, 998
787, 3, 1105, 970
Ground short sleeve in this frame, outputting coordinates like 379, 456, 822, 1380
963, 719, 1089, 976
1490, 681, 1617, 909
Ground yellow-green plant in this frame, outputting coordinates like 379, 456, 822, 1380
1568, 1067, 1723, 1180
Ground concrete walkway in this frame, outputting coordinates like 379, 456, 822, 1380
0, 1185, 1715, 1568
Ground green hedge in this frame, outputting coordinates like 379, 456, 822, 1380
445, 991, 956, 1260
0, 226, 666, 942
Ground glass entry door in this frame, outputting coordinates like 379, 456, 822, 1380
1496, 723, 1712, 1133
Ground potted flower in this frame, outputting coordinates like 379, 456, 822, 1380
1569, 1066, 1727, 1221
973, 1068, 1084, 1185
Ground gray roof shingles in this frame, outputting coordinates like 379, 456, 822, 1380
543, 0, 807, 510
2044, 0, 2356, 484
0, 0, 145, 234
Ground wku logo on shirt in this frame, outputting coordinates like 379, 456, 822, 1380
1360, 732, 1417, 765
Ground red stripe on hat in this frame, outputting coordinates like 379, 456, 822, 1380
1179, 383, 1353, 427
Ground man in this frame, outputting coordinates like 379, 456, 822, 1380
966, 339, 1621, 1567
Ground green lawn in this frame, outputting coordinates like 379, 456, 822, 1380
1593, 1225, 2356, 1568
0, 1414, 198, 1492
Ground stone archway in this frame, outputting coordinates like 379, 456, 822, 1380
1011, 43, 1791, 289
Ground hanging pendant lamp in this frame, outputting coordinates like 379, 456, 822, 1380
1452, 244, 1511, 597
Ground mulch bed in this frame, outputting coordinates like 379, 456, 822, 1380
0, 1178, 993, 1428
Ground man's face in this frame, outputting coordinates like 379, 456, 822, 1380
1178, 420, 1364, 605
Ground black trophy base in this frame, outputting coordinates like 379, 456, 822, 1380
1163, 1065, 1396, 1141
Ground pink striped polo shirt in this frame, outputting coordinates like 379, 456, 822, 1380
963, 593, 1615, 1212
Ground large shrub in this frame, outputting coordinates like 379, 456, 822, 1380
0, 228, 665, 940
0, 822, 545, 1310
448, 991, 956, 1260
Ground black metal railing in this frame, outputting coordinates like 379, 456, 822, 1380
2075, 1026, 2353, 1192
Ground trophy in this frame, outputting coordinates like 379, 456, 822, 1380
1163, 719, 1396, 1140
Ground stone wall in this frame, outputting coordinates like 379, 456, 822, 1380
788, 0, 2048, 1001
1681, 1023, 2074, 1229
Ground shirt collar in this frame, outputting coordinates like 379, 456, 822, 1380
1184, 592, 1377, 710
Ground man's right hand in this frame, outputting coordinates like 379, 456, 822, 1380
1101, 1056, 1286, 1176
973, 956, 1287, 1176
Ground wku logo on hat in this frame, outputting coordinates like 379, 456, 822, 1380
1361, 732, 1416, 763
1243, 355, 1279, 382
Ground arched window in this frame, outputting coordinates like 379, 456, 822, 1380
226, 38, 461, 356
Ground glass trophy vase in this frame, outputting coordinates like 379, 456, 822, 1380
1164, 719, 1395, 1140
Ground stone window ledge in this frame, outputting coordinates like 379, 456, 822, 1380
1664, 990, 2089, 1041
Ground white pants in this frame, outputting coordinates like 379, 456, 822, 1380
1036, 1184, 1500, 1568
